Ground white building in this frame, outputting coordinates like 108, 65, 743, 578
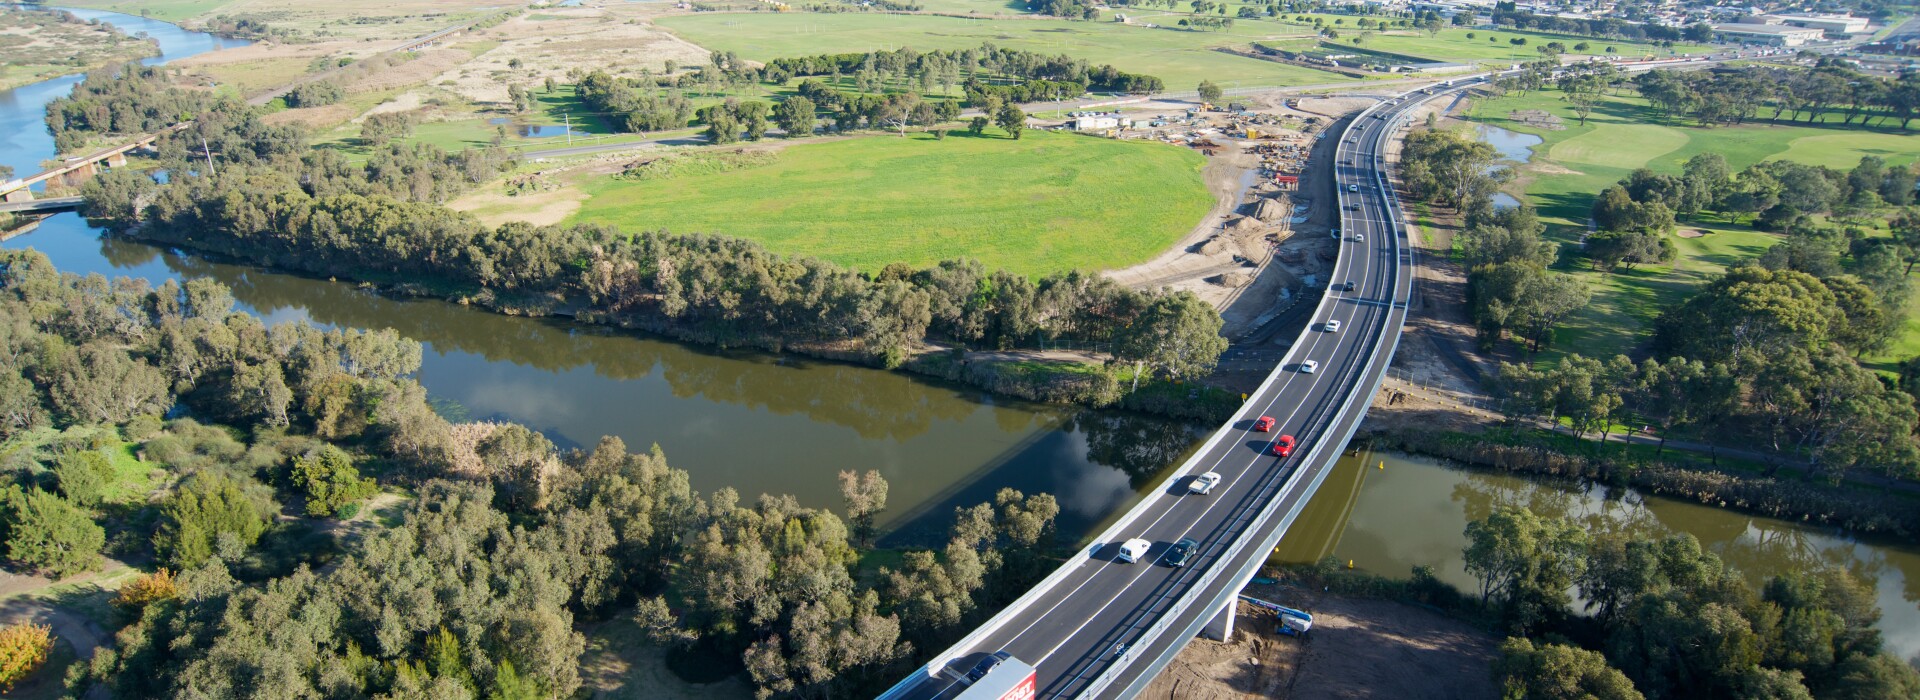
1070, 116, 1120, 131
1767, 13, 1870, 34
1714, 22, 1824, 46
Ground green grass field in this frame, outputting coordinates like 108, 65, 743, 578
1465, 90, 1920, 363
1362, 26, 1712, 63
49, 0, 233, 22
569, 129, 1212, 278
654, 13, 1342, 90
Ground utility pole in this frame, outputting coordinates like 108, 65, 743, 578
564, 112, 572, 145
201, 135, 216, 176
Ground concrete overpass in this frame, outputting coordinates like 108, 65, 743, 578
877, 76, 1467, 700
0, 131, 164, 203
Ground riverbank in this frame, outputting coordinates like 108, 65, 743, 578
1358, 424, 1920, 538
0, 5, 159, 91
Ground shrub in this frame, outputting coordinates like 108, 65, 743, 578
152, 474, 272, 569
0, 622, 53, 692
52, 450, 116, 507
289, 446, 377, 517
112, 568, 179, 612
0, 487, 104, 578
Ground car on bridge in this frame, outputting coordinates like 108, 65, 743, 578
1253, 415, 1275, 432
1300, 360, 1319, 374
1187, 471, 1222, 495
1161, 538, 1198, 568
1116, 538, 1151, 564
1270, 434, 1296, 457
962, 651, 1012, 685
1324, 319, 1341, 333
1348, 184, 1360, 192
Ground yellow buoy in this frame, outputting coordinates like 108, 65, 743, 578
1347, 559, 1354, 569
1378, 461, 1384, 470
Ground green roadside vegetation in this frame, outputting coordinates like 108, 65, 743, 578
654, 12, 1344, 90
570, 128, 1212, 278
1464, 90, 1920, 363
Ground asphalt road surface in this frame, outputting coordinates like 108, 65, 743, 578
888, 80, 1446, 700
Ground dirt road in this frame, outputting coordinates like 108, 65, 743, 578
1143, 591, 1498, 700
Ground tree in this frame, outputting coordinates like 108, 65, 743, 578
1494, 637, 1644, 700
289, 445, 377, 517
0, 623, 52, 693
53, 450, 116, 507
1112, 291, 1228, 392
152, 474, 272, 570
705, 110, 739, 145
838, 469, 888, 545
968, 116, 989, 135
773, 96, 816, 137
1197, 79, 1224, 103
0, 488, 104, 578
735, 100, 771, 141
360, 111, 418, 146
1421, 15, 1445, 37
994, 104, 1025, 140
1464, 506, 1588, 632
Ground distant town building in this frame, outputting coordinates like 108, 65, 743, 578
1713, 22, 1824, 46
1765, 13, 1870, 34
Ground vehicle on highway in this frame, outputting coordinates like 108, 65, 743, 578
1116, 538, 1151, 564
1270, 434, 1296, 457
1353, 233, 1365, 242
1162, 538, 1198, 568
1300, 360, 1319, 374
1324, 319, 1341, 332
962, 651, 1012, 684
1347, 203, 1359, 211
1347, 184, 1360, 192
1253, 415, 1275, 432
1187, 471, 1223, 495
1340, 281, 1355, 291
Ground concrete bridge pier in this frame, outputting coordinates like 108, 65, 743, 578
1202, 595, 1238, 642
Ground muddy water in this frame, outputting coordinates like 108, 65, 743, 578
1275, 449, 1920, 667
0, 9, 1209, 544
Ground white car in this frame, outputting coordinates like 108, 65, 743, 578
1324, 319, 1341, 333
1300, 360, 1319, 374
1348, 184, 1360, 192
1353, 233, 1365, 243
1188, 472, 1223, 495
1116, 538, 1152, 564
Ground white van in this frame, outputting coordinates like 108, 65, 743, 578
1116, 538, 1151, 564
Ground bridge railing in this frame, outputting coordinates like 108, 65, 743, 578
1072, 87, 1430, 700
877, 77, 1485, 700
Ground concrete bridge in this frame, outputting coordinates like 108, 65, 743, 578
0, 131, 164, 203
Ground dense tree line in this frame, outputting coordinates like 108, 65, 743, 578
1493, 257, 1920, 479
575, 69, 696, 133
44, 63, 303, 160
81, 160, 1225, 381
1470, 507, 1920, 699
764, 44, 1163, 97
1633, 64, 1920, 130
1488, 2, 1691, 43
0, 250, 1068, 698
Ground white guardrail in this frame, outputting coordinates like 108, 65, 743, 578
875, 77, 1485, 700
1073, 81, 1456, 700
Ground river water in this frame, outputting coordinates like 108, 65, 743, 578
0, 9, 1206, 544
6, 7, 1918, 668
1276, 449, 1920, 667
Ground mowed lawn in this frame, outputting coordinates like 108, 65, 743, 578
1464, 91, 1920, 364
654, 13, 1342, 90
1363, 26, 1713, 62
570, 130, 1213, 278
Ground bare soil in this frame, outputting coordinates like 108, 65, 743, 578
1145, 591, 1498, 700
412, 6, 710, 107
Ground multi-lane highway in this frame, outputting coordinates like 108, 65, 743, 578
883, 80, 1463, 700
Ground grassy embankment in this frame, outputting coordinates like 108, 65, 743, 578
1464, 90, 1920, 366
654, 12, 1344, 91
0, 6, 160, 91
567, 128, 1212, 279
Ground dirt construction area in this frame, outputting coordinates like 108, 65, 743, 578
1143, 591, 1498, 700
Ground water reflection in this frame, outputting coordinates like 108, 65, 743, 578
5, 214, 1208, 541
1275, 450, 1920, 667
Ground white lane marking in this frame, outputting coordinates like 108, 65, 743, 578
1021, 116, 1405, 674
